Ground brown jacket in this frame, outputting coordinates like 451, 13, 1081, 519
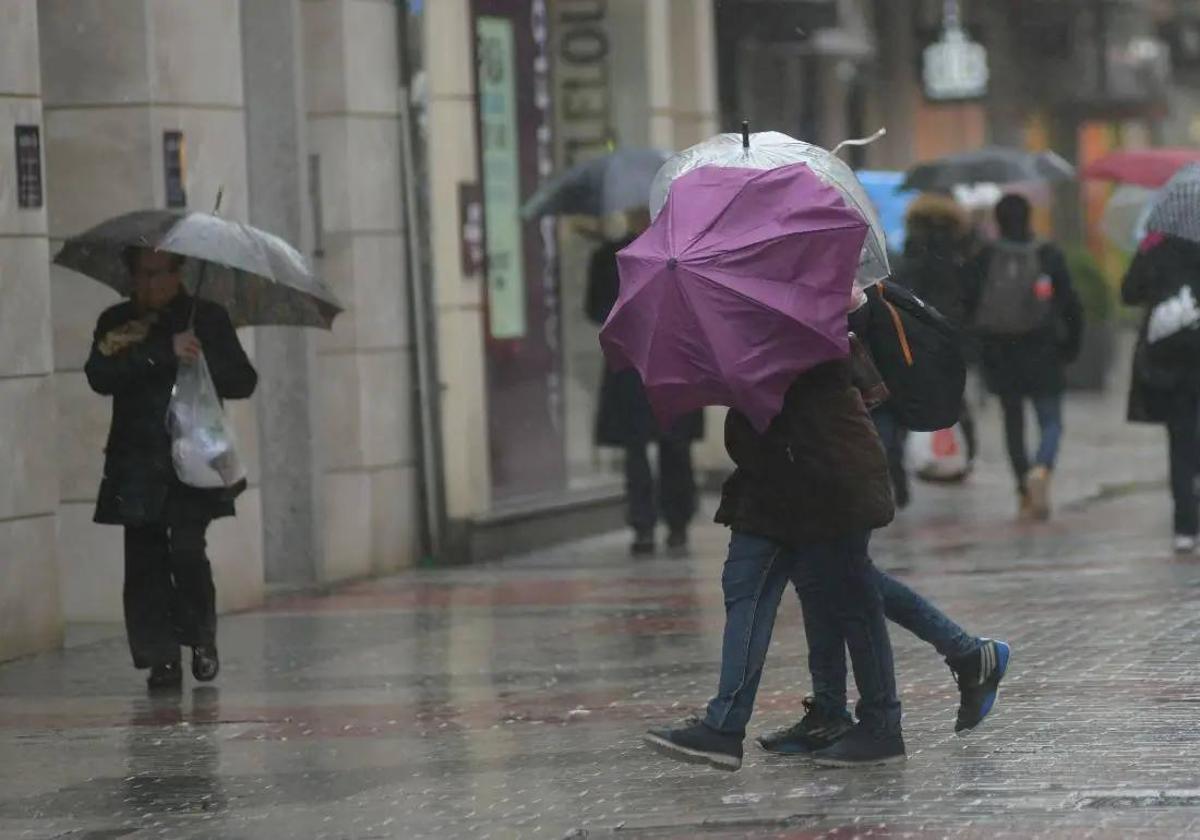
714, 340, 895, 547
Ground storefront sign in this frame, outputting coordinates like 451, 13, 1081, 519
163, 130, 187, 208
922, 2, 988, 102
14, 125, 42, 209
477, 16, 527, 339
554, 0, 611, 166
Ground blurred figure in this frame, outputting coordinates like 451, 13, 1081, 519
967, 195, 1083, 520
85, 247, 257, 689
1122, 233, 1200, 553
888, 194, 978, 501
585, 208, 703, 556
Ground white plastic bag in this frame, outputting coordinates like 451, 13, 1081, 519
167, 351, 246, 489
906, 425, 969, 483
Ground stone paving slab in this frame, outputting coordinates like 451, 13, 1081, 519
3, 387, 1200, 839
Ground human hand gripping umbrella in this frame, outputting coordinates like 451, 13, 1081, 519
599, 161, 868, 434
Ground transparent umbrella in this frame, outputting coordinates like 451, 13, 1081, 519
1146, 164, 1200, 244
1101, 184, 1156, 253
649, 127, 890, 288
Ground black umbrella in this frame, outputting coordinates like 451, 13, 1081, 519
521, 148, 669, 218
901, 147, 1075, 193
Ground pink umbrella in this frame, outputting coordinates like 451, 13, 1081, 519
1082, 148, 1200, 188
599, 162, 868, 433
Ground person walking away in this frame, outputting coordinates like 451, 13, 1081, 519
1121, 233, 1200, 553
643, 332, 904, 770
586, 208, 703, 556
85, 247, 257, 689
968, 195, 1083, 520
893, 193, 978, 468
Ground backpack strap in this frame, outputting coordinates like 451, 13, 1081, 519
879, 283, 914, 367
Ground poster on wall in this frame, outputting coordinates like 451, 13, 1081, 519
477, 16, 528, 339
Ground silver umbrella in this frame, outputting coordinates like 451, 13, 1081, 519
1146, 164, 1200, 244
649, 127, 890, 288
54, 208, 342, 329
521, 148, 670, 218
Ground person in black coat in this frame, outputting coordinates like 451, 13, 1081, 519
965, 195, 1083, 520
85, 247, 257, 689
1121, 233, 1200, 552
585, 209, 704, 556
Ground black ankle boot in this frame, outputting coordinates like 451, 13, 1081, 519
147, 661, 183, 690
191, 646, 220, 682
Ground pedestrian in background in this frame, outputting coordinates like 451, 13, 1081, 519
1122, 232, 1200, 553
967, 195, 1083, 520
586, 208, 703, 557
85, 247, 257, 689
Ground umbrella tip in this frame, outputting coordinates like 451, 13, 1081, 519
741, 120, 750, 150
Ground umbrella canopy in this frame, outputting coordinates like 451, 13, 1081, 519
1101, 184, 1156, 253
601, 162, 868, 434
900, 147, 1075, 192
54, 210, 342, 329
521, 148, 670, 218
1082, 148, 1200, 189
649, 130, 889, 288
1146, 164, 1200, 244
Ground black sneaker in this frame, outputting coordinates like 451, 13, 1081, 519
949, 638, 1011, 735
644, 716, 743, 771
147, 661, 183, 691
631, 531, 656, 557
757, 697, 854, 755
191, 646, 220, 682
810, 722, 906, 767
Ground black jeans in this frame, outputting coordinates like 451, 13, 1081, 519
123, 520, 216, 669
625, 437, 696, 534
1166, 391, 1200, 537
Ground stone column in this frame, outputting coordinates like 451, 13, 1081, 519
39, 0, 263, 619
241, 0, 325, 584
0, 0, 62, 661
424, 0, 492, 528
300, 0, 419, 578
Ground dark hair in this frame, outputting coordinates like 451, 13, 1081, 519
122, 246, 186, 275
994, 194, 1032, 241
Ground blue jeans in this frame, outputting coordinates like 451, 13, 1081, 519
703, 532, 901, 738
796, 566, 981, 720
1000, 393, 1063, 491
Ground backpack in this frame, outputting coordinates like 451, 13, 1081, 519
974, 241, 1055, 335
862, 281, 966, 432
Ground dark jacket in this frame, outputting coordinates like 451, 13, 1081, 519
893, 194, 972, 327
714, 348, 895, 547
85, 293, 258, 526
1122, 234, 1200, 423
586, 237, 704, 446
965, 240, 1083, 397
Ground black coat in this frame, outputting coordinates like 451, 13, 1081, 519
85, 294, 258, 526
965, 240, 1083, 397
585, 237, 704, 447
714, 353, 895, 548
1122, 235, 1200, 424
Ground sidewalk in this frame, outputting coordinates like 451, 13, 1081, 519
2, 364, 1198, 839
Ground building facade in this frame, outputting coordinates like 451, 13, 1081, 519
1, 0, 721, 661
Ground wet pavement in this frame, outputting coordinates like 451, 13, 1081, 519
3, 391, 1200, 839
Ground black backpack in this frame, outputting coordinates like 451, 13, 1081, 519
861, 281, 966, 431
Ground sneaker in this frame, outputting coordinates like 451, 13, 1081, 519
644, 716, 743, 771
147, 661, 183, 691
1026, 466, 1052, 520
810, 722, 906, 767
191, 645, 220, 682
1174, 535, 1197, 555
757, 697, 854, 755
666, 528, 689, 556
630, 531, 655, 557
948, 638, 1011, 735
